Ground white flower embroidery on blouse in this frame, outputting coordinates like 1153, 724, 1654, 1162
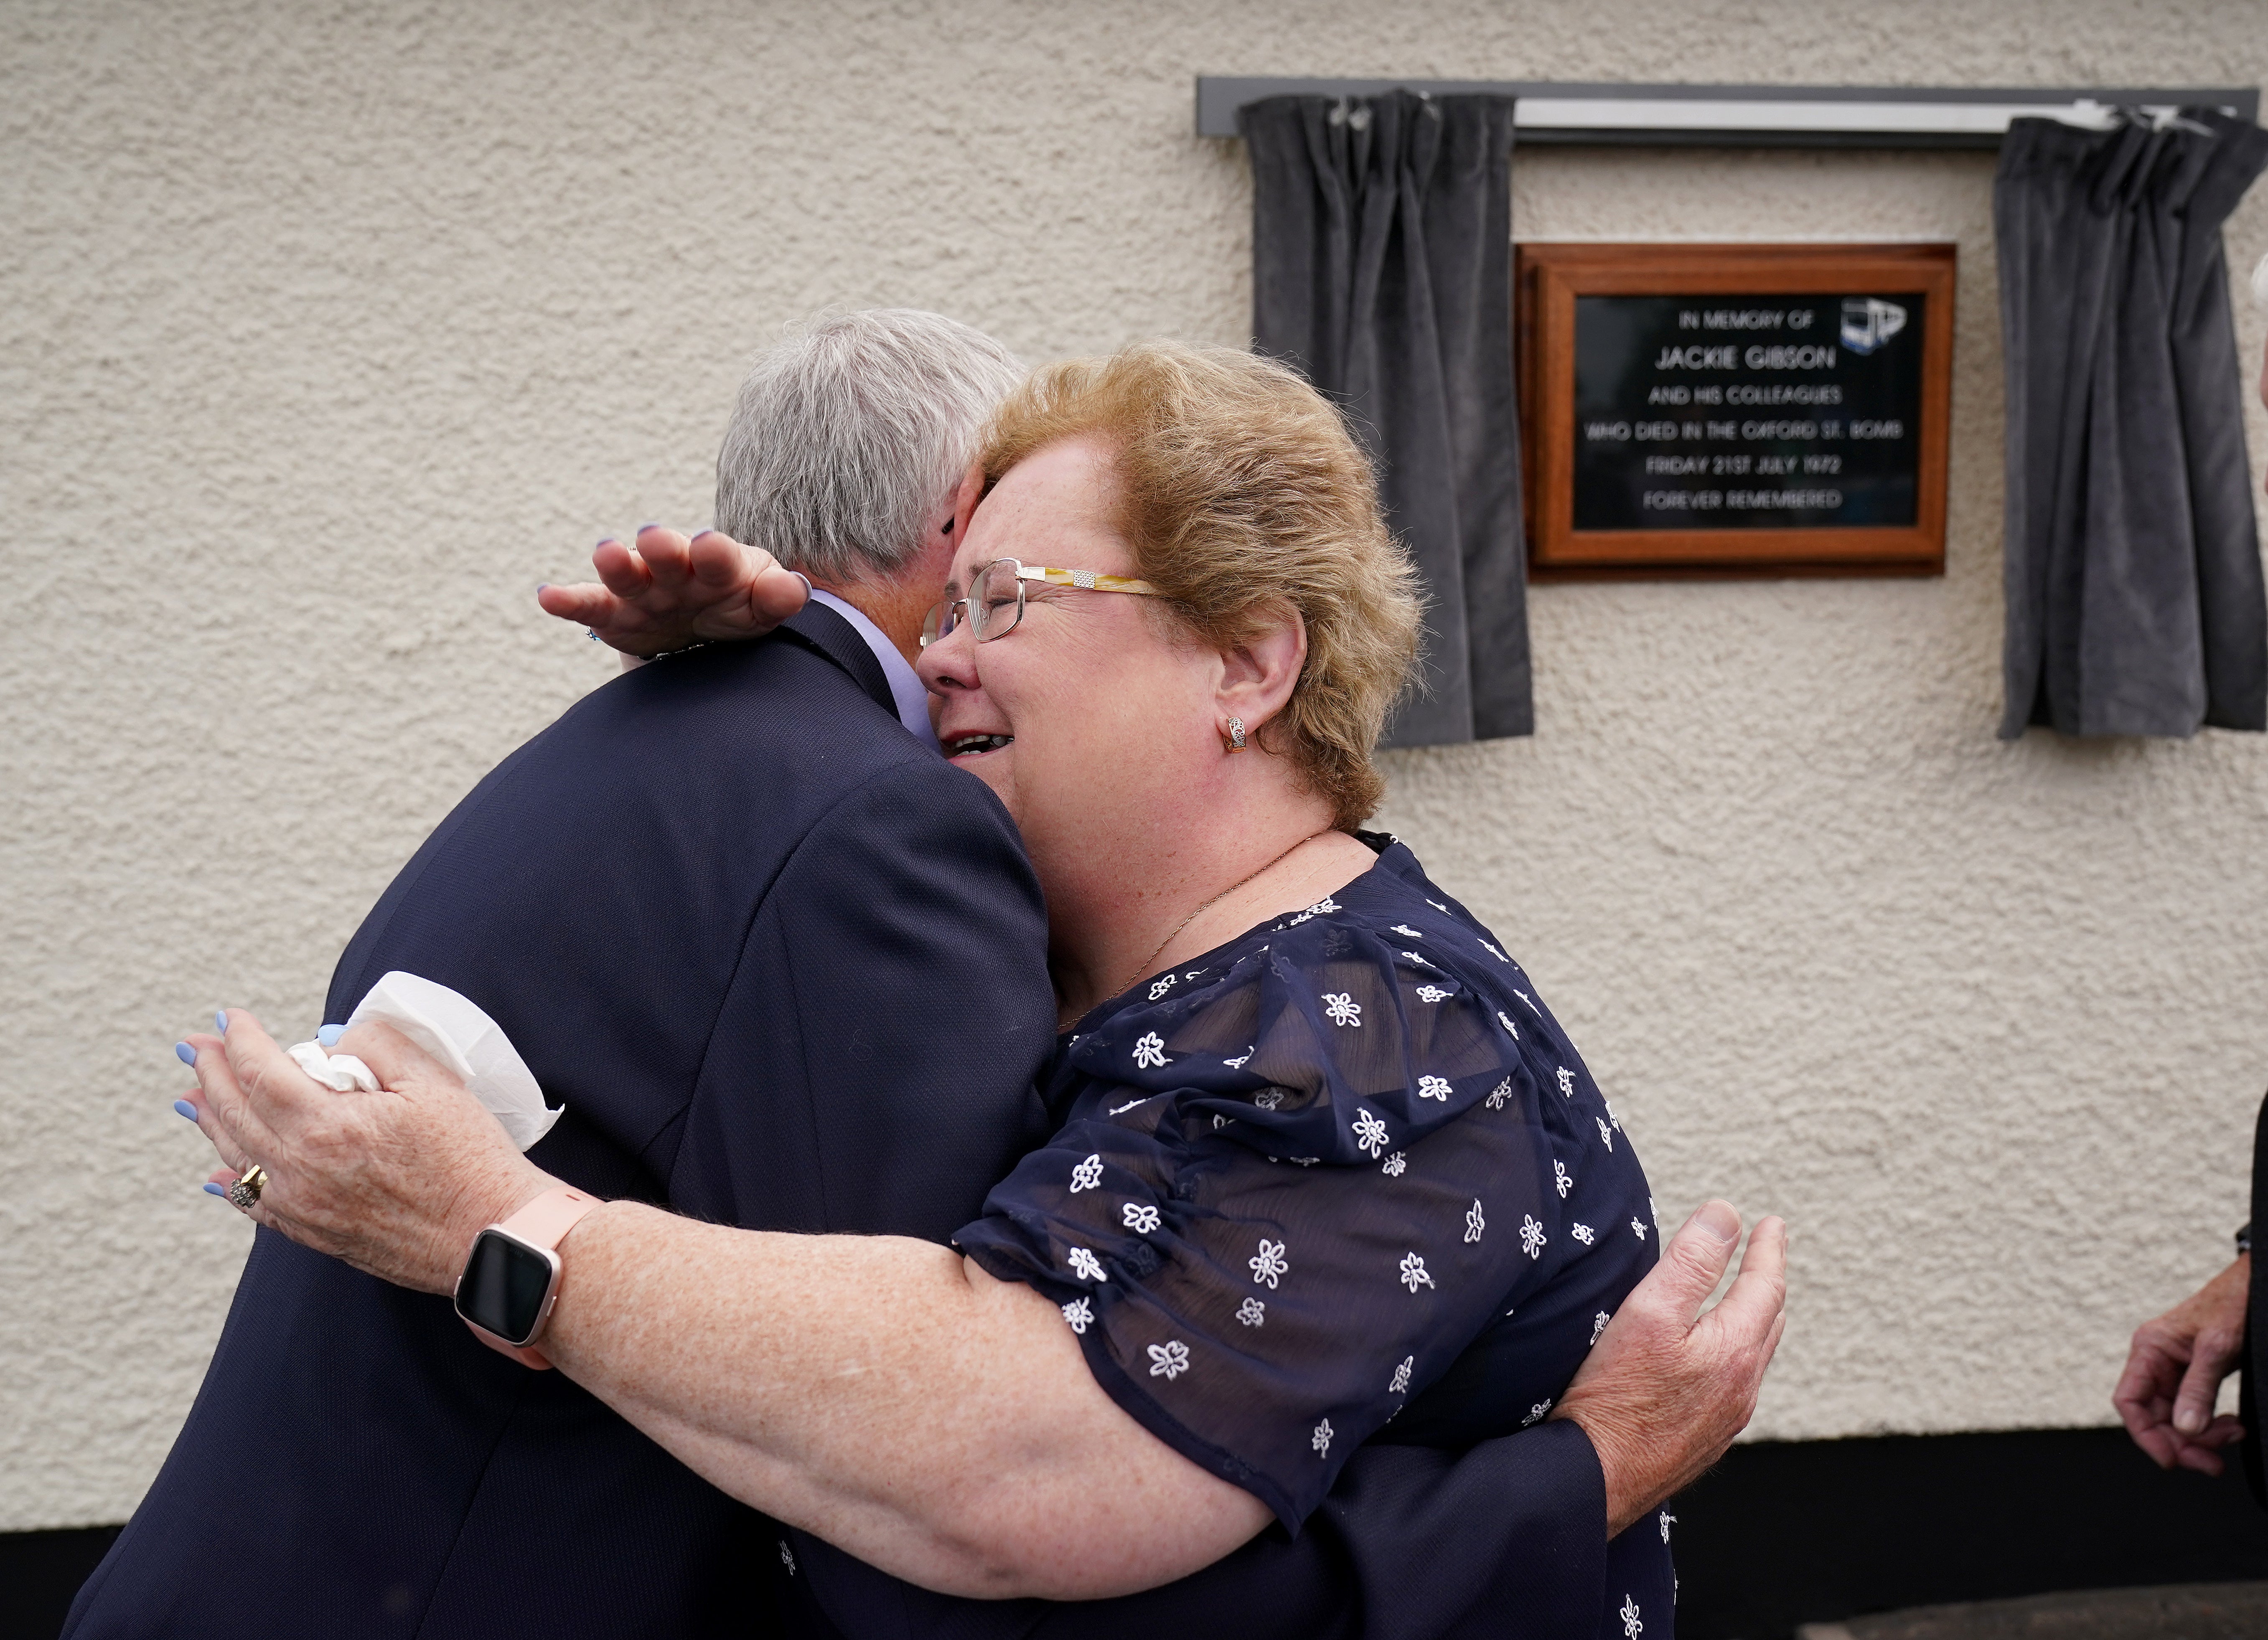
1592, 1310, 1611, 1345
1312, 1418, 1334, 1457
1631, 1216, 1649, 1241
1571, 1222, 1595, 1246
1351, 1108, 1389, 1158
1415, 985, 1450, 1003
1224, 1049, 1254, 1069
1287, 896, 1341, 927
1381, 1151, 1407, 1177
1398, 1252, 1435, 1292
1250, 1238, 1290, 1288
1289, 1156, 1319, 1167
1106, 1097, 1147, 1116
1595, 1116, 1615, 1152
1426, 898, 1448, 911
1417, 1074, 1452, 1101
1479, 939, 1508, 962
1066, 1246, 1108, 1283
1521, 1398, 1553, 1427
1515, 989, 1541, 1017
1496, 1010, 1520, 1040
779, 1539, 797, 1575
1486, 1077, 1513, 1110
1062, 1297, 1094, 1333
1211, 1114, 1227, 1130
1465, 1199, 1487, 1244
1131, 1031, 1169, 1069
1235, 1296, 1266, 1327
1252, 1087, 1282, 1109
1400, 950, 1434, 968
1554, 1159, 1572, 1197
1556, 1065, 1577, 1097
1658, 1510, 1676, 1544
1607, 1102, 1624, 1133
1391, 924, 1423, 938
1147, 1340, 1191, 1380
1322, 992, 1363, 1027
1069, 1153, 1104, 1193
1149, 974, 1175, 1001
1621, 1594, 1643, 1639
1518, 1214, 1546, 1259
1388, 1355, 1414, 1394
1121, 1202, 1161, 1234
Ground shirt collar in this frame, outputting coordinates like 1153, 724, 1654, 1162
806, 587, 940, 752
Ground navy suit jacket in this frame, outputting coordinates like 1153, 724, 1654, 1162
67, 605, 1610, 1640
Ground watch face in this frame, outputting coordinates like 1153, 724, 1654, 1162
455, 1229, 557, 1344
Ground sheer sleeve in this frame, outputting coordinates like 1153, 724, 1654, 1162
955, 906, 1579, 1529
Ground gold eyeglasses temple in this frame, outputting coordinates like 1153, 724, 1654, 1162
1020, 565, 1161, 596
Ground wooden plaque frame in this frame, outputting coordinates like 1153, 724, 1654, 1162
1515, 242, 1955, 578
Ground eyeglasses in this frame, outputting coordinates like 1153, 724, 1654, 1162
920, 557, 1161, 647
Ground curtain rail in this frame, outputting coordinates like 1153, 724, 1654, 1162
1194, 80, 2260, 147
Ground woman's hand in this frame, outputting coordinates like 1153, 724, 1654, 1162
538, 525, 810, 657
180, 1011, 554, 1294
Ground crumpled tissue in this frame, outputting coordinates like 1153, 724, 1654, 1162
282, 970, 562, 1152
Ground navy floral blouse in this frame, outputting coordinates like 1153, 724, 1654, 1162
957, 837, 1678, 1639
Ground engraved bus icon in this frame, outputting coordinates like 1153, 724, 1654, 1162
1840, 297, 1907, 355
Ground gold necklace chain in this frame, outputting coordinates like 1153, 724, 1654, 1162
1063, 827, 1334, 1028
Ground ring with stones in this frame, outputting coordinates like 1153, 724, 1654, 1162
226, 1163, 269, 1211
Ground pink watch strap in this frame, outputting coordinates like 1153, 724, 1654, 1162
504, 1184, 602, 1250
464, 1184, 604, 1369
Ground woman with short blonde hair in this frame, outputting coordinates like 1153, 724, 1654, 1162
978, 342, 1424, 828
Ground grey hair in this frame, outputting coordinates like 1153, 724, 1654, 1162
715, 309, 1025, 584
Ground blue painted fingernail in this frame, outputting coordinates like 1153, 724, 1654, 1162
638, 522, 659, 532
215, 1010, 228, 1033
175, 1042, 196, 1066
203, 1182, 227, 1197
317, 1024, 344, 1047
537, 581, 550, 593
173, 1099, 198, 1120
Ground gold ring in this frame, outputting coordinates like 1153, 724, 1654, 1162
226, 1163, 269, 1211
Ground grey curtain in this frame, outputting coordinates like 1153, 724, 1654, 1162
1243, 91, 1529, 746
1996, 109, 2268, 739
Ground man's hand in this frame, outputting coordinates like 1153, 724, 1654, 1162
179, 1011, 552, 1294
538, 525, 810, 658
2115, 1256, 2250, 1475
1550, 1201, 1787, 1536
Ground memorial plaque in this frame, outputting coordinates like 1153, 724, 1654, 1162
1517, 244, 1955, 576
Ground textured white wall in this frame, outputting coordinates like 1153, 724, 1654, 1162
6, 0, 2268, 1533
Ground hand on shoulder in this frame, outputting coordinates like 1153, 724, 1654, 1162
539, 525, 809, 658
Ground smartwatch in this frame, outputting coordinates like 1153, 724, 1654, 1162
454, 1184, 603, 1369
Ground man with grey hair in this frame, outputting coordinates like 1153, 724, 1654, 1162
68, 307, 1049, 1640
77, 309, 1776, 1640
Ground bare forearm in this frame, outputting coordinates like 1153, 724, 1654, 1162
540, 1203, 1267, 1597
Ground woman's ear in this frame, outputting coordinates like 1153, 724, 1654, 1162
1215, 602, 1308, 743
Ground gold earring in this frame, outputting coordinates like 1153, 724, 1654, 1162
1222, 716, 1248, 753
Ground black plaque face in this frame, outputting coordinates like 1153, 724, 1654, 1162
1571, 294, 1927, 533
